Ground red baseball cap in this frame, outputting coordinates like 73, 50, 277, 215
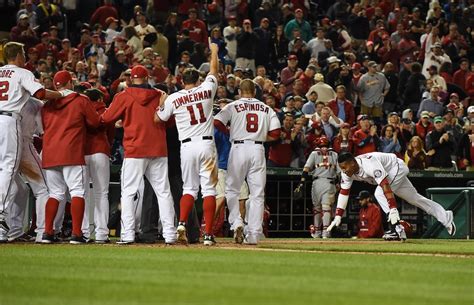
41, 32, 50, 38
131, 65, 148, 78
105, 16, 119, 27
288, 54, 298, 60
352, 62, 361, 69
53, 70, 72, 88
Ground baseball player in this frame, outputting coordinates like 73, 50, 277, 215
155, 39, 219, 246
327, 152, 456, 240
0, 42, 62, 242
41, 71, 101, 244
214, 79, 281, 245
102, 65, 176, 245
296, 136, 338, 239
83, 88, 113, 243
213, 98, 249, 235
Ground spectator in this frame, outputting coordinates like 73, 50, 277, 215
405, 136, 428, 170
268, 114, 295, 167
298, 64, 316, 94
379, 125, 402, 156
318, 107, 341, 141
163, 12, 180, 69
35, 0, 62, 34
452, 58, 470, 92
426, 65, 447, 91
353, 116, 379, 156
327, 85, 356, 126
181, 8, 207, 45
357, 61, 390, 122
425, 116, 456, 170
34, 32, 57, 59
284, 8, 311, 42
306, 73, 336, 103
400, 117, 415, 145
254, 18, 272, 69
305, 121, 326, 155
236, 19, 258, 74
417, 86, 444, 119
302, 90, 318, 115
356, 191, 384, 239
124, 26, 143, 61
280, 54, 303, 95
382, 62, 400, 114
422, 42, 451, 79
307, 27, 327, 59
90, 0, 118, 28
457, 119, 474, 171
290, 117, 307, 168
416, 111, 435, 141
10, 13, 38, 50
152, 53, 170, 84
333, 123, 354, 154
223, 16, 239, 63
403, 62, 426, 113
104, 17, 120, 46
17, 1, 38, 29
279, 95, 297, 119
270, 24, 289, 73
443, 109, 464, 146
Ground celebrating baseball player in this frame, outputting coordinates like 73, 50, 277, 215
214, 79, 281, 245
327, 152, 456, 240
155, 38, 219, 246
295, 136, 338, 239
41, 71, 101, 244
0, 42, 63, 243
101, 65, 176, 245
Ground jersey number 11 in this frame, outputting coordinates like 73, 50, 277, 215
187, 103, 206, 125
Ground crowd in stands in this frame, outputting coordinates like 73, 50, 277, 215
4, 0, 474, 171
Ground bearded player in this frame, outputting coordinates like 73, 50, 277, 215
295, 136, 338, 239
327, 152, 456, 240
156, 39, 219, 246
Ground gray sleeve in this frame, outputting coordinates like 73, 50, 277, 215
304, 152, 315, 169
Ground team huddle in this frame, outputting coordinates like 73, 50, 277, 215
0, 39, 456, 246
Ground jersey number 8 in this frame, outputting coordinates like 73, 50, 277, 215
246, 113, 258, 132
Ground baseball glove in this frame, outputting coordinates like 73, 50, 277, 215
293, 183, 304, 200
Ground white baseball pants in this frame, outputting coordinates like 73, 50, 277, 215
83, 153, 110, 241
44, 165, 87, 202
120, 157, 176, 243
226, 143, 266, 243
375, 159, 451, 227
180, 140, 218, 198
0, 115, 22, 238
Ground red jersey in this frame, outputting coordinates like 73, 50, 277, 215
353, 129, 377, 156
85, 100, 113, 156
101, 86, 168, 158
357, 203, 384, 238
181, 19, 208, 44
42, 92, 100, 168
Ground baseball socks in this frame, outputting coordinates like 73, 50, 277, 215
179, 194, 195, 225
203, 196, 216, 235
44, 198, 60, 235
70, 197, 85, 237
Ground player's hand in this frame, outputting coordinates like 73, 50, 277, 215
388, 208, 400, 225
327, 215, 342, 232
208, 37, 219, 53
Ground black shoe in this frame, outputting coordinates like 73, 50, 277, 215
95, 238, 111, 244
383, 230, 401, 241
203, 234, 216, 246
70, 235, 88, 244
116, 239, 134, 245
8, 233, 35, 243
41, 233, 56, 244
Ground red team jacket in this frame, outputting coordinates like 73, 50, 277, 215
353, 129, 378, 156
357, 204, 384, 238
101, 86, 168, 158
42, 92, 101, 168
85, 100, 113, 156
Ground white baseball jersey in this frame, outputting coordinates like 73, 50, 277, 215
215, 97, 280, 141
158, 74, 218, 141
20, 97, 44, 141
0, 65, 43, 113
340, 152, 399, 189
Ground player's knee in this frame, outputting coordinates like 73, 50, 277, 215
50, 194, 65, 203
322, 203, 331, 211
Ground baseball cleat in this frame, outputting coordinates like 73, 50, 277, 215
41, 233, 56, 244
70, 235, 88, 244
95, 238, 111, 244
382, 230, 400, 241
322, 227, 330, 239
116, 239, 134, 245
176, 224, 188, 244
243, 235, 258, 245
395, 224, 407, 241
0, 220, 9, 242
203, 234, 216, 246
309, 225, 322, 238
8, 233, 35, 243
234, 225, 244, 244
446, 211, 456, 237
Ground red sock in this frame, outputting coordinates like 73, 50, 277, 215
179, 194, 195, 223
71, 197, 85, 237
44, 198, 59, 235
203, 196, 216, 235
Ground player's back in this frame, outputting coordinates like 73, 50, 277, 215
166, 75, 217, 141
358, 152, 399, 171
0, 65, 40, 113
227, 98, 279, 142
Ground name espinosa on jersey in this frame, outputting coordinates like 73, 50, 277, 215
234, 102, 269, 113
173, 89, 213, 108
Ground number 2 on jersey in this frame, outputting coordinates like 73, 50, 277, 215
186, 103, 206, 125
0, 81, 9, 101
246, 113, 258, 132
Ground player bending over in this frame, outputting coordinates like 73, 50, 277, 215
327, 152, 456, 240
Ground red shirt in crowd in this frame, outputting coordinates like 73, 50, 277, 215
101, 86, 168, 158
90, 3, 119, 28
453, 69, 469, 92
357, 203, 384, 238
353, 129, 378, 156
181, 19, 208, 44
327, 98, 356, 126
415, 121, 434, 141
268, 128, 293, 167
42, 92, 100, 168
152, 66, 171, 83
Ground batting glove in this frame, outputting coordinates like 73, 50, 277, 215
388, 208, 400, 225
327, 215, 341, 232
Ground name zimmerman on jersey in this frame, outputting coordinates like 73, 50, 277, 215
172, 90, 213, 108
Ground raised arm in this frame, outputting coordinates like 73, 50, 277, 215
208, 37, 219, 78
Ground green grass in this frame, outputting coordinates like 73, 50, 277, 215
0, 241, 473, 305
